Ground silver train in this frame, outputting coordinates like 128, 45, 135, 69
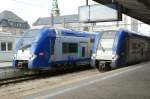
92, 29, 150, 71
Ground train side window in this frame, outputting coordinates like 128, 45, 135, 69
69, 43, 78, 53
90, 38, 95, 43
132, 43, 137, 50
62, 43, 68, 53
62, 43, 78, 54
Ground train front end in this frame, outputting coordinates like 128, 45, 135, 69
91, 29, 126, 71
13, 27, 56, 70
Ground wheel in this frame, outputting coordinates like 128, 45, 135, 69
105, 62, 111, 71
98, 62, 105, 72
98, 65, 104, 71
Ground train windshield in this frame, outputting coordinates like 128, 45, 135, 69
98, 30, 116, 51
18, 29, 40, 50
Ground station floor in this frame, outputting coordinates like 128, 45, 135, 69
0, 62, 12, 68
23, 62, 150, 99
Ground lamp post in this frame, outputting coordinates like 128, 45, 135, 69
86, 0, 88, 6
51, 13, 54, 27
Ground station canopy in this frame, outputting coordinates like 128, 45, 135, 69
93, 0, 150, 25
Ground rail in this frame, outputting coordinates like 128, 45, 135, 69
0, 65, 93, 86
0, 74, 39, 86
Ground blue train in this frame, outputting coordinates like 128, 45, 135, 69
13, 26, 97, 70
91, 29, 150, 71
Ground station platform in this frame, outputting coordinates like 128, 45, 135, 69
0, 62, 12, 68
23, 62, 150, 99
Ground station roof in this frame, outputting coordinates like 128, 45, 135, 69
33, 14, 79, 26
93, 0, 150, 25
0, 10, 25, 23
0, 10, 30, 29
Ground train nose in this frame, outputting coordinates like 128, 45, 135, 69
16, 50, 31, 60
112, 54, 119, 61
29, 54, 37, 60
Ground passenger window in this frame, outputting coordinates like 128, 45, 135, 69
132, 43, 138, 50
132, 44, 136, 49
62, 43, 78, 54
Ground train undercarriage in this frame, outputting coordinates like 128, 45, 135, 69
95, 60, 111, 71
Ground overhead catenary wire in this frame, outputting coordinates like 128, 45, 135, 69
10, 0, 50, 10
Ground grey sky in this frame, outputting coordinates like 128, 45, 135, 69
0, 0, 150, 35
0, 0, 96, 25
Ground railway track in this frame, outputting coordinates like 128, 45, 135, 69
0, 65, 93, 86
0, 74, 39, 86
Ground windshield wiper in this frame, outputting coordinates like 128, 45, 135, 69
99, 42, 105, 52
21, 44, 31, 50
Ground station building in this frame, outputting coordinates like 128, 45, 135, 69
33, 14, 141, 33
0, 10, 30, 61
33, 0, 94, 31
33, 14, 94, 31
33, 0, 142, 35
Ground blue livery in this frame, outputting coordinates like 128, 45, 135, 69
13, 26, 98, 70
92, 28, 150, 71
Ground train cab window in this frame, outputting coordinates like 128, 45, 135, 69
17, 29, 40, 50
98, 30, 116, 51
62, 43, 78, 54
23, 29, 39, 38
101, 30, 116, 39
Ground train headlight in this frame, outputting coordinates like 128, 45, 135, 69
112, 54, 119, 61
92, 53, 96, 59
29, 54, 37, 60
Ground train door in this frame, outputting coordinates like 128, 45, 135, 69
49, 38, 56, 62
80, 43, 88, 58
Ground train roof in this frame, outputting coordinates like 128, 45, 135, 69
32, 26, 99, 38
59, 29, 98, 37
118, 28, 150, 39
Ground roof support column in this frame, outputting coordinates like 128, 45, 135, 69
86, 0, 88, 5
